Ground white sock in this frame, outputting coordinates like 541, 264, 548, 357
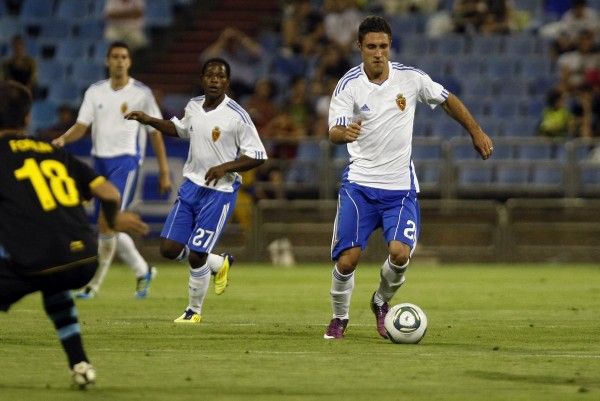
375, 257, 408, 305
188, 264, 210, 314
116, 233, 149, 278
206, 253, 225, 274
87, 234, 117, 292
330, 265, 354, 320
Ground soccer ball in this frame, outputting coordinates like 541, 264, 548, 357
384, 303, 428, 344
71, 361, 96, 389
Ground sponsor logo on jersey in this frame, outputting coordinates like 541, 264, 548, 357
396, 94, 406, 111
121, 102, 128, 114
212, 126, 221, 142
70, 240, 85, 252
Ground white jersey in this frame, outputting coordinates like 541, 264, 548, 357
328, 62, 449, 191
77, 78, 161, 159
170, 95, 267, 193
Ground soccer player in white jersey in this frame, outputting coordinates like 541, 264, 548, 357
125, 58, 267, 323
52, 42, 172, 299
324, 16, 494, 339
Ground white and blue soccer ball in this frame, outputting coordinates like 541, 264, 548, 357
384, 303, 428, 344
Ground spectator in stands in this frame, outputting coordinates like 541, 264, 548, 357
281, 76, 312, 133
201, 27, 265, 98
244, 78, 279, 134
541, 0, 599, 49
52, 42, 171, 300
375, 0, 440, 14
452, 0, 488, 33
557, 29, 600, 93
281, 0, 326, 56
124, 57, 268, 324
323, 16, 493, 340
1, 36, 37, 93
538, 88, 575, 138
104, 0, 148, 52
323, 0, 364, 52
38, 104, 77, 142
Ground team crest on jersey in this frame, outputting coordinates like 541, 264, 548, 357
212, 126, 221, 142
396, 94, 406, 111
121, 102, 128, 114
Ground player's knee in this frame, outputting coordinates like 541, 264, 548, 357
336, 258, 358, 274
188, 251, 208, 269
159, 242, 182, 260
389, 252, 410, 267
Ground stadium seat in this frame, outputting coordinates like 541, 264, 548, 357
489, 143, 514, 160
30, 100, 58, 134
39, 19, 73, 39
20, 0, 55, 24
431, 35, 467, 55
57, 0, 94, 20
145, 0, 173, 28
504, 34, 538, 55
332, 144, 350, 161
0, 17, 23, 38
71, 62, 106, 86
452, 142, 481, 160
469, 35, 503, 55
76, 20, 105, 40
431, 119, 465, 139
532, 164, 563, 185
457, 164, 493, 184
518, 143, 553, 160
488, 98, 519, 119
55, 39, 91, 61
47, 81, 82, 107
412, 142, 442, 160
37, 59, 68, 87
496, 164, 529, 184
502, 118, 539, 137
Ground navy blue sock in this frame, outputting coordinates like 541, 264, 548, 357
42, 291, 88, 367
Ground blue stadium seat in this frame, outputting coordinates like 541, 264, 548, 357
490, 143, 514, 160
39, 19, 72, 39
494, 79, 529, 97
20, 0, 55, 24
76, 20, 105, 40
431, 119, 465, 139
458, 164, 493, 185
412, 142, 442, 160
332, 144, 350, 161
30, 100, 58, 134
57, 0, 94, 19
91, 40, 109, 62
469, 35, 503, 55
520, 56, 554, 79
416, 164, 441, 185
452, 142, 481, 160
504, 34, 538, 55
55, 39, 91, 61
532, 164, 563, 185
483, 56, 518, 78
71, 62, 106, 86
37, 59, 68, 87
431, 35, 467, 55
145, 0, 173, 28
412, 119, 431, 136
0, 17, 23, 38
502, 118, 539, 137
519, 143, 553, 160
416, 55, 447, 80
47, 81, 83, 107
496, 165, 529, 184
488, 98, 519, 118
461, 78, 493, 97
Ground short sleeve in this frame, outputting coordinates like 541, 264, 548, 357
417, 73, 449, 110
328, 83, 354, 129
237, 120, 268, 160
170, 102, 192, 139
76, 88, 94, 126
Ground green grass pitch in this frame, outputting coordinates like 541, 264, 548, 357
1, 263, 599, 401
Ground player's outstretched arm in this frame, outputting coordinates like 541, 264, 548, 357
51, 122, 88, 147
441, 93, 494, 160
91, 180, 149, 236
124, 111, 179, 137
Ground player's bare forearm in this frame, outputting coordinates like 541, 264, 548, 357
124, 111, 179, 136
91, 180, 121, 229
149, 131, 172, 194
442, 94, 494, 160
204, 155, 265, 186
52, 122, 88, 147
329, 122, 361, 144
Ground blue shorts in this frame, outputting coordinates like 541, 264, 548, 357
93, 155, 140, 219
160, 179, 238, 254
331, 181, 420, 261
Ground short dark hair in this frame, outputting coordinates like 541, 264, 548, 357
202, 57, 231, 79
358, 16, 392, 43
0, 80, 32, 130
106, 41, 130, 57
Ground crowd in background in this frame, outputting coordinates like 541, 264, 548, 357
1, 0, 599, 204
